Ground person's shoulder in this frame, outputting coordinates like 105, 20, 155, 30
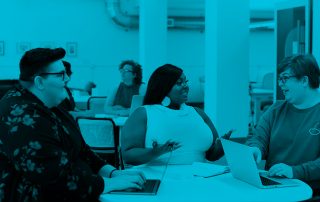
267, 100, 287, 112
128, 106, 147, 122
0, 87, 26, 112
260, 100, 288, 121
192, 106, 209, 121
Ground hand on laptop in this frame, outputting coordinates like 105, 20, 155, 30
111, 170, 146, 181
268, 163, 293, 178
103, 174, 146, 193
250, 147, 262, 164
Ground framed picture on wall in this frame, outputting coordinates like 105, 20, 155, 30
0, 41, 4, 56
17, 42, 31, 54
66, 42, 77, 57
40, 41, 55, 49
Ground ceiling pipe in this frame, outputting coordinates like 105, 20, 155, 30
105, 0, 205, 30
105, 0, 273, 31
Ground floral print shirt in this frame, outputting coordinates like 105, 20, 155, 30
0, 85, 107, 202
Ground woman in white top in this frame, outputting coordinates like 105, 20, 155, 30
122, 64, 231, 165
104, 60, 146, 116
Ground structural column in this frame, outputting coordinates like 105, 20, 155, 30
205, 0, 250, 137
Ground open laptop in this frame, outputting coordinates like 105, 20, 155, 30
221, 139, 299, 189
95, 95, 144, 118
129, 95, 144, 115
109, 179, 161, 195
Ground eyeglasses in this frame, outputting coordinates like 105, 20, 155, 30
277, 75, 297, 84
176, 79, 189, 86
120, 69, 133, 73
39, 71, 68, 81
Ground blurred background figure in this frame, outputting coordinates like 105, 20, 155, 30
104, 60, 145, 116
58, 60, 76, 111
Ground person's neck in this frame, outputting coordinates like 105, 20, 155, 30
28, 87, 54, 108
293, 89, 320, 109
167, 102, 182, 110
123, 81, 134, 86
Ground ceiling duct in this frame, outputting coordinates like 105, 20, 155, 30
106, 0, 273, 31
105, 0, 204, 30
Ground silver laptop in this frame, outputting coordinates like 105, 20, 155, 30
129, 95, 144, 115
221, 139, 299, 189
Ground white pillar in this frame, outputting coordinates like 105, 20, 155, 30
313, 0, 320, 63
205, 0, 250, 137
139, 0, 167, 80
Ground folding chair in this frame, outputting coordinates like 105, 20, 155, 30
87, 96, 107, 113
76, 117, 122, 169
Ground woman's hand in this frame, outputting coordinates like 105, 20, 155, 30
215, 129, 234, 149
221, 130, 234, 140
152, 140, 181, 156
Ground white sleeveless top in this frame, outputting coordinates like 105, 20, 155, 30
143, 104, 213, 165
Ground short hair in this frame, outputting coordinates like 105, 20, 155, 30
143, 64, 183, 105
278, 54, 320, 89
119, 60, 143, 85
62, 60, 72, 77
19, 48, 66, 81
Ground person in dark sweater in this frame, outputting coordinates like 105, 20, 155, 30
0, 48, 145, 202
104, 60, 145, 116
246, 54, 320, 194
58, 60, 76, 111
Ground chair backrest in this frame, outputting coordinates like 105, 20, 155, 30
262, 73, 274, 90
76, 117, 116, 149
76, 117, 123, 168
87, 96, 107, 113
129, 95, 144, 115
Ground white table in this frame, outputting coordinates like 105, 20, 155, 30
100, 165, 312, 202
94, 114, 128, 127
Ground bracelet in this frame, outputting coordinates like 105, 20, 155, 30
109, 169, 117, 178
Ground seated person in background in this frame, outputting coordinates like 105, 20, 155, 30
58, 60, 76, 111
84, 81, 96, 96
0, 48, 145, 201
122, 64, 231, 166
104, 60, 145, 116
246, 54, 320, 189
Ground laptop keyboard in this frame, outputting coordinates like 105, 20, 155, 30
260, 176, 281, 186
124, 179, 159, 192
140, 180, 158, 192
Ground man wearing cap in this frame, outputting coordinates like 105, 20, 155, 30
0, 48, 145, 201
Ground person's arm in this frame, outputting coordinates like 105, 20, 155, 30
138, 84, 147, 96
245, 107, 273, 159
79, 139, 110, 174
292, 157, 320, 181
194, 107, 225, 161
1, 107, 104, 199
121, 107, 172, 165
104, 86, 118, 114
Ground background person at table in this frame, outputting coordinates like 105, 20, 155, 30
246, 54, 320, 189
58, 60, 76, 111
0, 48, 146, 202
121, 64, 231, 165
104, 60, 145, 116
